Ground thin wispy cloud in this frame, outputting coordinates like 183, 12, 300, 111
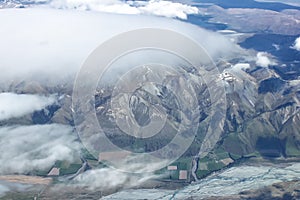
73, 166, 164, 191
0, 124, 80, 174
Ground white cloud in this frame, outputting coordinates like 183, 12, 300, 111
0, 8, 240, 85
292, 36, 300, 51
0, 124, 80, 174
49, 0, 198, 19
137, 0, 199, 20
0, 93, 56, 121
256, 52, 276, 67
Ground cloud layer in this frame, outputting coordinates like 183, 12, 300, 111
0, 93, 56, 121
15, 0, 199, 20
0, 8, 240, 85
0, 124, 80, 174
